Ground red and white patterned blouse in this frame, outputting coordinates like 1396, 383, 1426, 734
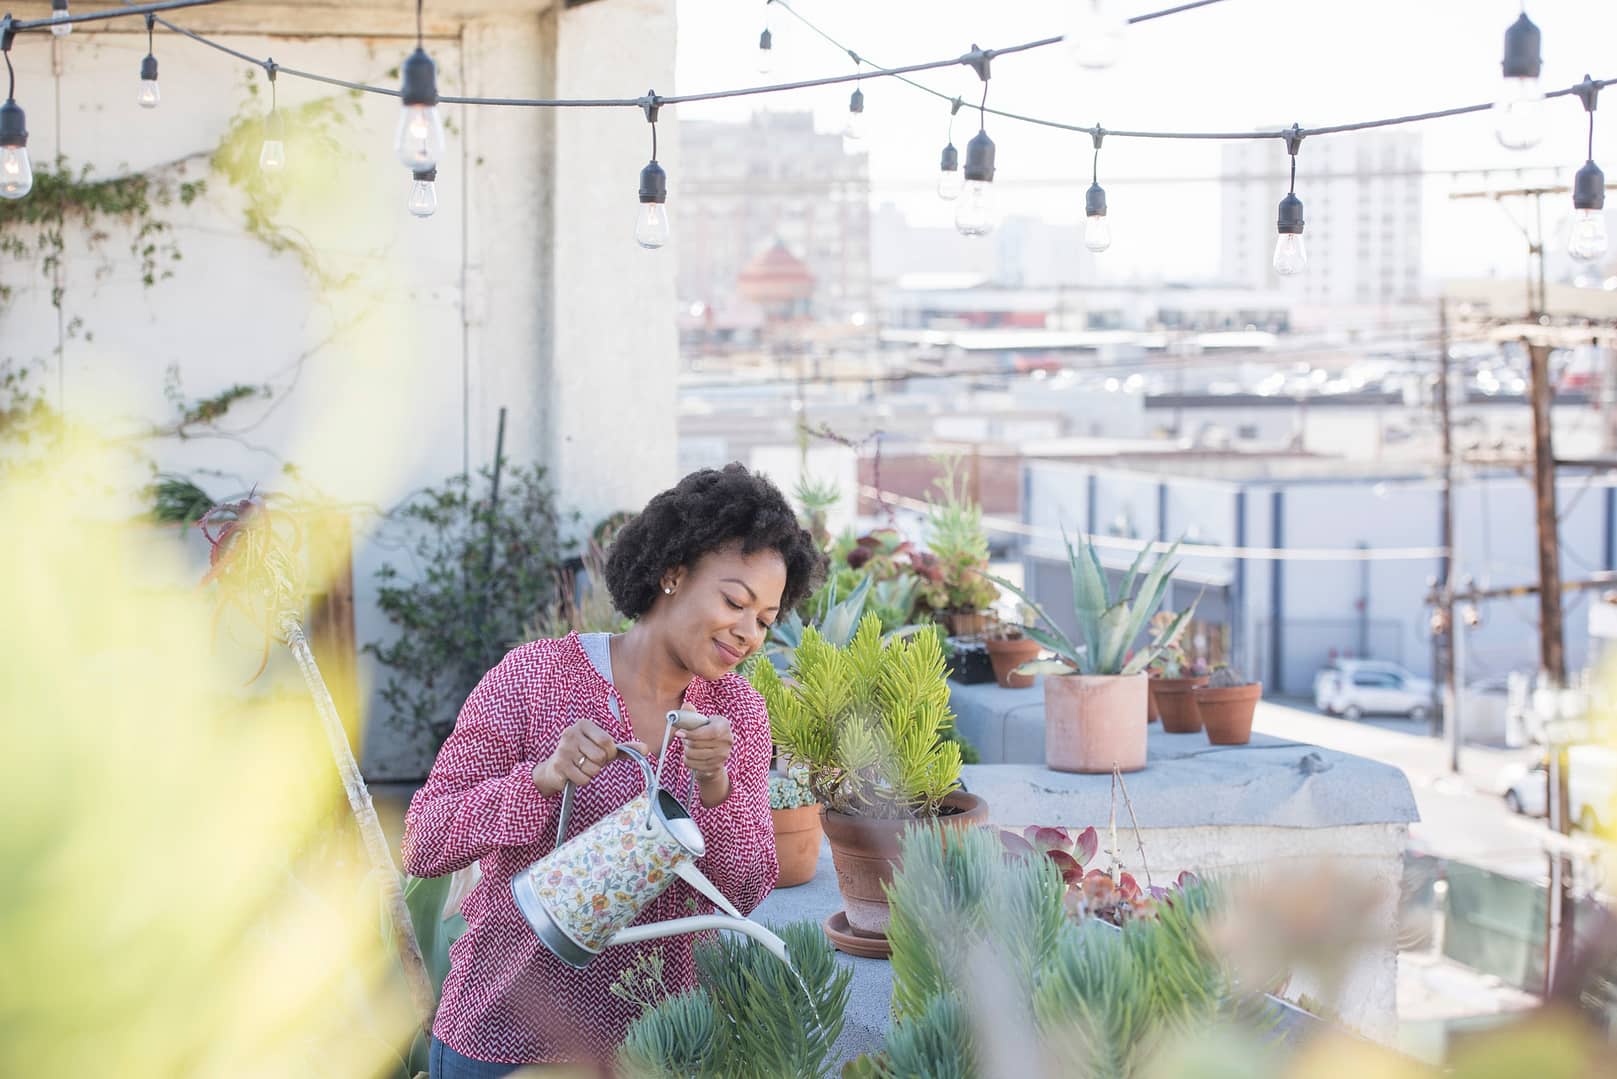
402, 632, 780, 1065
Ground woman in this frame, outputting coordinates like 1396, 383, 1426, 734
403, 463, 825, 1075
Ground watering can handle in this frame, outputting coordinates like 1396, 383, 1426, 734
553, 743, 655, 848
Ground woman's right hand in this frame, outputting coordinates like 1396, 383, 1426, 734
532, 719, 648, 796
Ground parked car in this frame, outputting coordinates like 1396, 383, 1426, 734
1501, 746, 1616, 832
1313, 659, 1434, 720
1500, 757, 1548, 817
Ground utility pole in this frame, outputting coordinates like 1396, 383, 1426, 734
1530, 332, 1577, 995
1435, 298, 1460, 766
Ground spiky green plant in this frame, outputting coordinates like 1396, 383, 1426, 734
885, 826, 1066, 1023
989, 531, 1195, 676
751, 613, 964, 817
861, 823, 1239, 1079
616, 920, 852, 1079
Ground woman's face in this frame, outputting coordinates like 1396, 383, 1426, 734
658, 543, 787, 680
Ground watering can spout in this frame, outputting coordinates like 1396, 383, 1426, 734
607, 915, 790, 965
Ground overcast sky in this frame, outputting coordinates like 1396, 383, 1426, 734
673, 0, 1617, 285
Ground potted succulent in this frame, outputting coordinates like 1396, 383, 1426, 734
919, 461, 1000, 636
768, 770, 822, 888
991, 533, 1194, 774
1195, 664, 1262, 745
750, 614, 987, 946
983, 620, 1041, 689
1146, 610, 1209, 733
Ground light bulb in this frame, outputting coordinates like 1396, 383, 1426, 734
395, 103, 444, 170
138, 54, 160, 109
1570, 209, 1608, 262
0, 146, 33, 200
1494, 13, 1544, 151
955, 180, 996, 236
635, 202, 670, 249
757, 28, 774, 75
408, 175, 438, 219
1084, 214, 1112, 253
1067, 0, 1127, 71
1493, 78, 1544, 151
50, 0, 72, 37
843, 88, 866, 142
259, 139, 286, 173
1273, 233, 1307, 275
937, 167, 963, 201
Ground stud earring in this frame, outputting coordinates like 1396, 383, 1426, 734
664, 586, 674, 595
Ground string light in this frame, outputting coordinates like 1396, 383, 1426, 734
0, 44, 32, 201
50, 0, 71, 38
138, 14, 160, 108
259, 63, 285, 173
1084, 129, 1111, 253
408, 167, 437, 218
955, 49, 996, 237
636, 93, 670, 250
395, 2, 444, 171
936, 98, 964, 201
1273, 125, 1306, 276
1066, 0, 1127, 71
1495, 10, 1544, 151
1569, 77, 1607, 262
757, 0, 774, 76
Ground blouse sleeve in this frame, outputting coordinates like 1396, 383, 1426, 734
687, 682, 780, 915
401, 645, 559, 879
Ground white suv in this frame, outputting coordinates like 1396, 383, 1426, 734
1313, 660, 1434, 721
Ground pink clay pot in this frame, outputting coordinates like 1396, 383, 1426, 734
1044, 672, 1148, 774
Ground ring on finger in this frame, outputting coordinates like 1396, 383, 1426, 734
575, 754, 587, 769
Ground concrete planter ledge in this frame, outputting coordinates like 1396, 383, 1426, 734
951, 678, 1420, 829
960, 734, 1419, 831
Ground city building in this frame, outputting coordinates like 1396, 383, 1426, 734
872, 203, 1097, 290
675, 111, 873, 323
1220, 128, 1423, 308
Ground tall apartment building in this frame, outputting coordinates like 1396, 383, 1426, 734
1220, 128, 1423, 306
675, 111, 873, 322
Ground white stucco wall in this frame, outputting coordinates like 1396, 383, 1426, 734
0, 1, 677, 778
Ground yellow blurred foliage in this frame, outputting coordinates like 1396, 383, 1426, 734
0, 438, 414, 1076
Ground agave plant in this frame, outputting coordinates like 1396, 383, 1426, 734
989, 531, 1195, 677
765, 572, 875, 660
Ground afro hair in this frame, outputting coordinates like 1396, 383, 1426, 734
604, 463, 826, 620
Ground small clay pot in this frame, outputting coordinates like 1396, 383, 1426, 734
822, 791, 989, 938
771, 803, 823, 888
1150, 675, 1210, 733
985, 636, 1041, 688
1194, 682, 1262, 745
1044, 672, 1147, 774
945, 610, 992, 638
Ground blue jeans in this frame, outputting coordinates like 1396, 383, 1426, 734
429, 1036, 521, 1079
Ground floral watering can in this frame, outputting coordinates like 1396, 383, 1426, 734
511, 711, 788, 970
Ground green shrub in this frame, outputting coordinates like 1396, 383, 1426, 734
366, 461, 571, 751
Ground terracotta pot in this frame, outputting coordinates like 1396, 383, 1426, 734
1044, 672, 1147, 774
822, 791, 989, 937
984, 637, 1041, 688
1194, 682, 1262, 745
1150, 675, 1210, 733
771, 804, 823, 888
945, 610, 991, 638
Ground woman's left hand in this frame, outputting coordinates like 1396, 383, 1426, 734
677, 713, 734, 785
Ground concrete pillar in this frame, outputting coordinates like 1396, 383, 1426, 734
541, 0, 679, 533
